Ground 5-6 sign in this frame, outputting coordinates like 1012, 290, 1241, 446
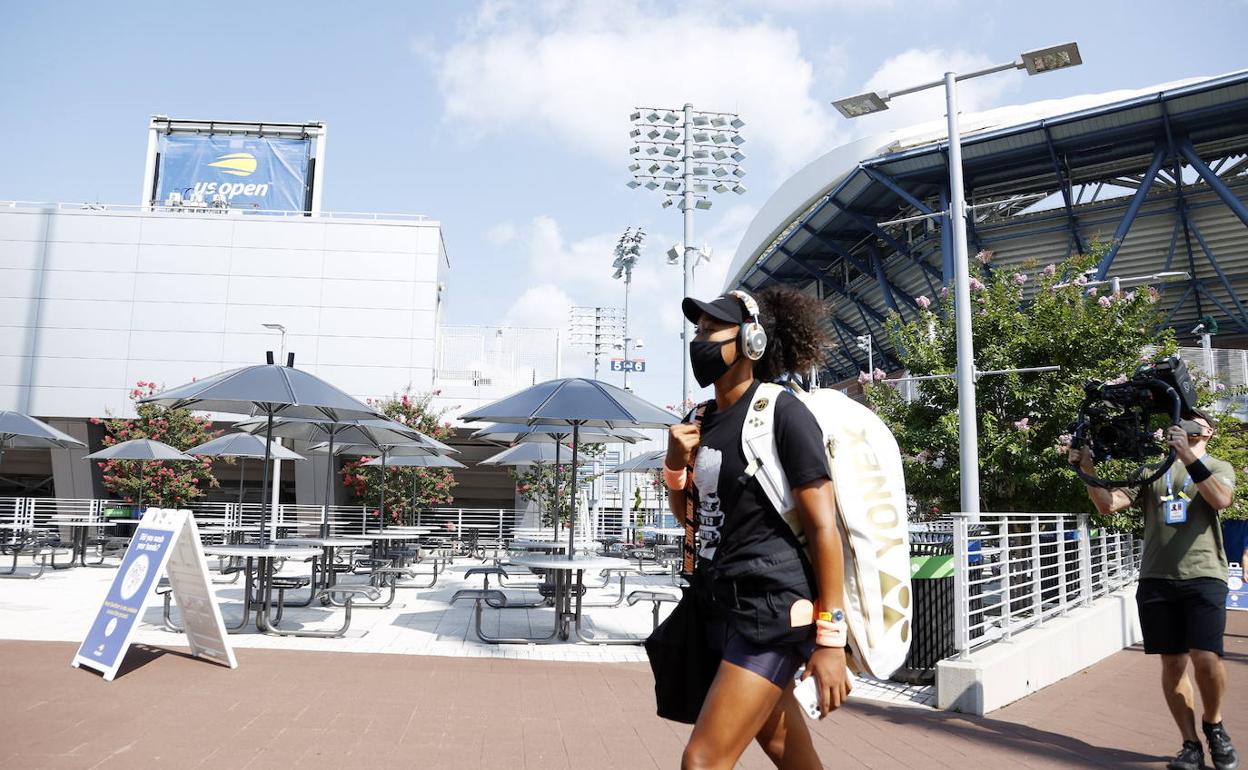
609, 359, 646, 373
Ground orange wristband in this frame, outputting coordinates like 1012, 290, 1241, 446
663, 465, 688, 491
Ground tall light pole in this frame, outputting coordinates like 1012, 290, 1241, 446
612, 227, 644, 391
833, 42, 1082, 516
628, 104, 746, 405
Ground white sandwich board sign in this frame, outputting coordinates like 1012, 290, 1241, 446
72, 508, 236, 680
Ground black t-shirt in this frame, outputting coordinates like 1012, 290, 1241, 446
691, 381, 830, 570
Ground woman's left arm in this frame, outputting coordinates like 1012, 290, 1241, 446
793, 478, 852, 717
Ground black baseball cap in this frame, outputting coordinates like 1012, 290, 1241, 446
682, 295, 747, 326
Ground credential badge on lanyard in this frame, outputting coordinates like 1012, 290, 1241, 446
1162, 467, 1191, 525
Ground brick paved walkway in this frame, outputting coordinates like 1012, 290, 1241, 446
1, 611, 1243, 769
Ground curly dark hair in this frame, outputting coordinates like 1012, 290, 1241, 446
750, 285, 832, 382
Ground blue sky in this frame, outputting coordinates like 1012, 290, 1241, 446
2, 0, 1245, 408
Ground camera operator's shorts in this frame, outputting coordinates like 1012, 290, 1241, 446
1136, 577, 1229, 657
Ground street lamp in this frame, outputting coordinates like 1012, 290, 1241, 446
833, 42, 1082, 516
261, 323, 287, 363
628, 103, 746, 405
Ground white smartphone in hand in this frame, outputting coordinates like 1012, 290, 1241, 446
793, 666, 821, 719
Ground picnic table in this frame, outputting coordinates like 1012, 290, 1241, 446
471, 554, 636, 644
202, 544, 322, 633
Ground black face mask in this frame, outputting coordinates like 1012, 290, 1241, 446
690, 338, 736, 388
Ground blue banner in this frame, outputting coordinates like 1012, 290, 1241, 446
156, 134, 311, 212
75, 527, 173, 671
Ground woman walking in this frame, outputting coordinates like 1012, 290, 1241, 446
664, 286, 851, 770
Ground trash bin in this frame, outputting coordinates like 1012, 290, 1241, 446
891, 552, 954, 685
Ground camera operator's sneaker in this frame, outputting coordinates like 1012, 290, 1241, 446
1204, 722, 1241, 770
1167, 740, 1205, 770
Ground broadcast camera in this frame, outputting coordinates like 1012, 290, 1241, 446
1068, 356, 1199, 488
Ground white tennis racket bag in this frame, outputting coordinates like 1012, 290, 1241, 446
741, 383, 912, 679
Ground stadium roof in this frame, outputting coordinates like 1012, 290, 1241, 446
727, 70, 1248, 379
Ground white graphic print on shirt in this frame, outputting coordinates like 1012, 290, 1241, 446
693, 447, 724, 560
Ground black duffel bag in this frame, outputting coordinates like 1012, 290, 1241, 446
644, 584, 718, 724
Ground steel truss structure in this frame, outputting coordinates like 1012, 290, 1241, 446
729, 72, 1248, 382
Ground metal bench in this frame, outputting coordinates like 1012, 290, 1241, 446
464, 566, 543, 608
264, 584, 381, 638
627, 590, 680, 629
449, 589, 515, 643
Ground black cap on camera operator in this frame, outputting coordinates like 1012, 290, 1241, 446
1070, 410, 1239, 770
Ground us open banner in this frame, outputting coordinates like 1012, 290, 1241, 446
156, 134, 311, 212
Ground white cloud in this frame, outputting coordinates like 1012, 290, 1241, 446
485, 222, 518, 245
433, 2, 844, 174
502, 283, 575, 329
484, 210, 762, 398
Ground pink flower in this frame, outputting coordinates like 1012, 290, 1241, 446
975, 249, 994, 263
857, 371, 871, 385
915, 295, 931, 310
1074, 275, 1089, 287
872, 368, 887, 382
1087, 287, 1098, 297
1124, 291, 1136, 302
1146, 287, 1160, 304
969, 278, 985, 291
1098, 296, 1113, 308
1013, 418, 1030, 431
1216, 383, 1227, 392
1013, 273, 1028, 286
939, 286, 950, 298
1043, 264, 1057, 276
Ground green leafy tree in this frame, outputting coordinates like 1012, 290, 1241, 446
91, 380, 222, 506
340, 389, 457, 525
510, 443, 606, 527
1206, 416, 1248, 521
864, 246, 1178, 515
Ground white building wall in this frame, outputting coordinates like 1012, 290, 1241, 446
0, 204, 447, 418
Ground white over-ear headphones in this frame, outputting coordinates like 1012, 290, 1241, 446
728, 290, 768, 361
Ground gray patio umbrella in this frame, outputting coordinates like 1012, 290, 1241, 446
0, 411, 85, 467
185, 433, 305, 508
479, 442, 588, 466
139, 357, 382, 543
306, 440, 442, 531
234, 415, 453, 535
460, 378, 678, 558
83, 439, 197, 510
362, 454, 467, 523
609, 449, 666, 473
471, 423, 643, 536
470, 423, 646, 445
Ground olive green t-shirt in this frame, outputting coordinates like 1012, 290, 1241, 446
1122, 454, 1234, 582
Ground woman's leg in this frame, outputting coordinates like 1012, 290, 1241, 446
755, 685, 823, 770
683, 660, 787, 770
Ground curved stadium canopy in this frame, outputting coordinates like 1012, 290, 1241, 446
725, 70, 1248, 382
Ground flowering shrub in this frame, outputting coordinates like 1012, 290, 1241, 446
93, 381, 222, 506
509, 442, 606, 527
339, 389, 457, 525
865, 246, 1180, 515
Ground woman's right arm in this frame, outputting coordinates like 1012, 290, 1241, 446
665, 423, 701, 524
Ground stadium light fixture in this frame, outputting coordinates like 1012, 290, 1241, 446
628, 103, 746, 403
830, 41, 1082, 517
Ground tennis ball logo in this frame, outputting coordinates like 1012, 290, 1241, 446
206, 152, 258, 177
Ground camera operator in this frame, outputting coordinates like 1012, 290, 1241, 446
1070, 411, 1239, 770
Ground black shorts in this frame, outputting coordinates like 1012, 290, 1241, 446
1136, 578, 1229, 657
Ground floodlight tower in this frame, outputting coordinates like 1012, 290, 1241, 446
612, 227, 645, 391
628, 104, 745, 404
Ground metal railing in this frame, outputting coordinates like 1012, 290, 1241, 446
950, 512, 1141, 655
0, 200, 430, 222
